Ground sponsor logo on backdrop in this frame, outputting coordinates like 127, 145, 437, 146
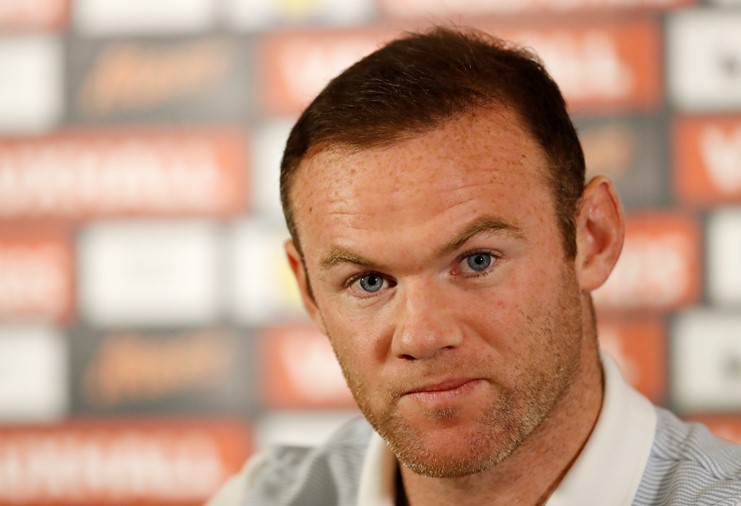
78, 38, 233, 117
597, 318, 666, 401
259, 22, 660, 114
260, 325, 355, 408
0, 236, 73, 322
576, 115, 668, 209
581, 121, 636, 179
668, 10, 741, 110
82, 330, 233, 408
0, 0, 68, 29
0, 130, 248, 220
674, 116, 741, 205
0, 420, 250, 505
673, 311, 741, 413
378, 0, 695, 18
707, 209, 741, 305
593, 213, 701, 311
259, 30, 396, 115
498, 20, 661, 113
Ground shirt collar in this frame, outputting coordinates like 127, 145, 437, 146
545, 352, 656, 506
356, 352, 657, 506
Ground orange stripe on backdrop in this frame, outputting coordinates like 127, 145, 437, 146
0, 419, 252, 506
0, 128, 249, 222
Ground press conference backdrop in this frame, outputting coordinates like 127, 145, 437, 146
0, 0, 740, 504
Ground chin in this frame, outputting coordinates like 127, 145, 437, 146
380, 414, 522, 479
396, 440, 504, 479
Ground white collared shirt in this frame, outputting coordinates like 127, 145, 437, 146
356, 353, 657, 506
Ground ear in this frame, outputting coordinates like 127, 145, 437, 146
574, 176, 625, 292
285, 239, 327, 334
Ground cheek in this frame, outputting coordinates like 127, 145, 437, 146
464, 270, 568, 354
323, 315, 384, 376
319, 291, 397, 351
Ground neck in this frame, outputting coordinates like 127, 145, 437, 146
398, 330, 604, 506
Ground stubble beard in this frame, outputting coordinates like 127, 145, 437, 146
330, 268, 585, 479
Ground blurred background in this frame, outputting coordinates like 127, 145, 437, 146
0, 0, 740, 504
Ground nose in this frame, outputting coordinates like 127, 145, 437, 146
391, 279, 463, 360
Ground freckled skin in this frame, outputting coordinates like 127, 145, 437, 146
287, 107, 611, 505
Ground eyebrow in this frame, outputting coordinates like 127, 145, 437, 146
318, 217, 523, 271
437, 218, 524, 256
319, 249, 377, 270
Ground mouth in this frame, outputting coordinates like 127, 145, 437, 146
404, 378, 485, 402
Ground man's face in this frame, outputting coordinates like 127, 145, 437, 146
287, 107, 589, 478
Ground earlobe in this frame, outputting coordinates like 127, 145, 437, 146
574, 176, 625, 292
285, 240, 327, 334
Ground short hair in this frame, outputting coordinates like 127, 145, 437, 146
280, 26, 585, 258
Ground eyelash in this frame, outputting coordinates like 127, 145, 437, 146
344, 271, 395, 298
455, 249, 499, 278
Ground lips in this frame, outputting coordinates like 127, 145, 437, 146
403, 378, 485, 403
406, 378, 478, 395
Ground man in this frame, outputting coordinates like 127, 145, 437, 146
210, 26, 741, 505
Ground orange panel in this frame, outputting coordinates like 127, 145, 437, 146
598, 317, 666, 402
0, 233, 74, 323
594, 212, 702, 312
259, 324, 356, 409
674, 115, 741, 206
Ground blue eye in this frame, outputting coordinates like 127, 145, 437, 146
466, 253, 492, 272
358, 274, 384, 293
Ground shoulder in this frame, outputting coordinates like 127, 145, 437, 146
206, 416, 374, 506
634, 407, 741, 506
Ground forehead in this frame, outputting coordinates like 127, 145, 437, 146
290, 107, 553, 247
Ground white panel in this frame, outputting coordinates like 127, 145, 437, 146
0, 326, 67, 421
673, 311, 741, 412
224, 0, 373, 30
252, 120, 293, 218
0, 36, 61, 133
80, 221, 221, 326
668, 10, 741, 110
255, 411, 359, 450
74, 0, 216, 35
708, 208, 741, 306
228, 219, 305, 325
